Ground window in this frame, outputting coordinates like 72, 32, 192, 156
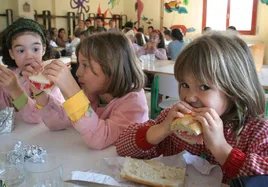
202, 0, 258, 35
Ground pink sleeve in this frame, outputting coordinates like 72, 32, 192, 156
0, 88, 42, 124
16, 98, 42, 124
73, 95, 149, 150
39, 87, 72, 130
154, 48, 167, 60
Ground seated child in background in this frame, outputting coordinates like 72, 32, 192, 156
137, 30, 167, 60
0, 18, 66, 124
116, 32, 268, 184
25, 32, 149, 150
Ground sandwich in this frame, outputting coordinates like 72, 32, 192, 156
120, 157, 186, 187
29, 58, 71, 90
170, 115, 203, 144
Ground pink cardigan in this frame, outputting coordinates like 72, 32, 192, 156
42, 89, 149, 150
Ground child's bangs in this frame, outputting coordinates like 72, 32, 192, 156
175, 44, 213, 85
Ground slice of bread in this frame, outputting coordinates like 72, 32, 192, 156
120, 157, 186, 187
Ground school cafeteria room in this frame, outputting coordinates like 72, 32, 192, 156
0, 0, 268, 186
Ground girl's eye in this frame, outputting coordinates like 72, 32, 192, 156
180, 83, 189, 88
200, 85, 210, 91
17, 49, 24, 54
33, 48, 40, 52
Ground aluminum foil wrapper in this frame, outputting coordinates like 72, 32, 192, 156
24, 144, 47, 161
7, 142, 47, 164
0, 107, 15, 134
7, 141, 23, 165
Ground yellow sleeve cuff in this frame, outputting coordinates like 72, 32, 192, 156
36, 104, 43, 109
63, 90, 90, 122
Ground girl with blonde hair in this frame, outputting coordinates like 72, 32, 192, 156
116, 32, 268, 184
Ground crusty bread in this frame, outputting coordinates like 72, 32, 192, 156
120, 157, 186, 187
170, 115, 202, 136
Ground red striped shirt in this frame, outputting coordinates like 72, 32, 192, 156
116, 108, 268, 184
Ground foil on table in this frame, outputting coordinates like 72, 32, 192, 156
0, 107, 15, 134
23, 144, 47, 161
7, 142, 47, 164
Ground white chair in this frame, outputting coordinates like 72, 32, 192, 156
151, 74, 179, 119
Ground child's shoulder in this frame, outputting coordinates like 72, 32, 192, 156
245, 116, 268, 133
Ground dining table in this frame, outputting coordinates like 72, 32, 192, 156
3, 119, 117, 187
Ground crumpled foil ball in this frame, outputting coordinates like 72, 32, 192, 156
7, 141, 47, 164
0, 107, 15, 134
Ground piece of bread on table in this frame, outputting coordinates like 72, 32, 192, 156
170, 115, 203, 145
120, 157, 186, 187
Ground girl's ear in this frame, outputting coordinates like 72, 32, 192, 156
9, 49, 15, 60
42, 45, 46, 56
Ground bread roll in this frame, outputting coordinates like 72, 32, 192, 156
170, 115, 203, 144
120, 157, 185, 187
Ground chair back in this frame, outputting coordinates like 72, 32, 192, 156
157, 74, 179, 98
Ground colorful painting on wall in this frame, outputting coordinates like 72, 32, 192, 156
261, 0, 268, 5
108, 0, 120, 9
170, 24, 195, 35
164, 0, 188, 14
135, 0, 144, 27
70, 0, 90, 14
142, 15, 153, 25
97, 4, 111, 26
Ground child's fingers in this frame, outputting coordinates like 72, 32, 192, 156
172, 102, 193, 114
25, 65, 38, 75
193, 107, 219, 120
42, 69, 59, 78
31, 61, 42, 72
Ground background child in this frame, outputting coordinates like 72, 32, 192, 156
0, 18, 66, 125
167, 28, 185, 60
116, 32, 268, 184
35, 32, 149, 150
137, 30, 167, 60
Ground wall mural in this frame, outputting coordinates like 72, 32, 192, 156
164, 0, 188, 14
142, 15, 153, 25
108, 0, 120, 9
261, 0, 268, 5
70, 0, 90, 14
135, 0, 144, 27
97, 3, 111, 26
170, 24, 195, 35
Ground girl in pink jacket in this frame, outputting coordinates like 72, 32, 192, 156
27, 32, 149, 150
0, 18, 66, 124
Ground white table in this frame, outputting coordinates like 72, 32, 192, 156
3, 119, 117, 186
3, 119, 229, 187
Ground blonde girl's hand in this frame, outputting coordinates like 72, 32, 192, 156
42, 60, 80, 98
192, 107, 232, 165
161, 101, 193, 135
0, 65, 23, 99
146, 101, 193, 145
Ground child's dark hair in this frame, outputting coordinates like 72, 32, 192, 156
75, 32, 145, 98
137, 27, 144, 33
148, 26, 154, 30
1, 18, 48, 67
171, 28, 183, 42
135, 32, 144, 46
151, 30, 165, 49
163, 29, 171, 37
85, 18, 91, 24
58, 28, 65, 37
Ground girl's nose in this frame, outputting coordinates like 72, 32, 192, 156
184, 92, 198, 103
25, 50, 33, 59
75, 65, 82, 77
